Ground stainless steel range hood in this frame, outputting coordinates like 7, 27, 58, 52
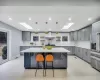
45, 32, 55, 39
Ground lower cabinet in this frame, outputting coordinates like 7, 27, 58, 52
79, 48, 83, 58
24, 53, 31, 68
97, 59, 100, 71
91, 57, 97, 68
74, 47, 91, 63
87, 50, 91, 63
90, 51, 100, 71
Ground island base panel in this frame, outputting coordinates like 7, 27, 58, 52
24, 53, 67, 69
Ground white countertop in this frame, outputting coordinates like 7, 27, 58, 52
20, 45, 74, 47
21, 47, 70, 53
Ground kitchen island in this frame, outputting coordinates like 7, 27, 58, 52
21, 47, 70, 69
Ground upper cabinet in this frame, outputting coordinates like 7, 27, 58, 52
70, 26, 92, 41
70, 31, 78, 41
22, 31, 31, 41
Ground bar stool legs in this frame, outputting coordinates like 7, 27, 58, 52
45, 61, 54, 77
52, 62, 54, 77
35, 62, 39, 77
45, 62, 47, 77
35, 62, 45, 77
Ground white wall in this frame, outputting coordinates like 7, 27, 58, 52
74, 41, 91, 49
0, 21, 22, 61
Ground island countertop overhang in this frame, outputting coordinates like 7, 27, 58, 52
21, 47, 70, 53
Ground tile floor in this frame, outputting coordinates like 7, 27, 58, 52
0, 56, 100, 80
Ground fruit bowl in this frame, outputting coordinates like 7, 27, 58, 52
45, 46, 53, 50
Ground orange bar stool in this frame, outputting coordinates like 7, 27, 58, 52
35, 54, 44, 77
45, 54, 54, 77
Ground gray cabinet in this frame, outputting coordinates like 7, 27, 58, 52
75, 47, 77, 55
70, 32, 74, 41
77, 47, 79, 57
91, 57, 97, 68
74, 47, 91, 63
78, 30, 81, 41
84, 27, 92, 41
87, 50, 91, 63
72, 46, 75, 54
77, 47, 83, 58
79, 48, 83, 58
73, 31, 78, 41
97, 59, 100, 71
82, 49, 90, 62
90, 51, 100, 71
22, 31, 31, 41
73, 26, 92, 41
70, 31, 78, 41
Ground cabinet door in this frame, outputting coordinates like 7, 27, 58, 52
84, 27, 92, 41
71, 32, 74, 41
24, 53, 31, 68
78, 47, 82, 58
79, 48, 83, 58
84, 28, 89, 41
74, 47, 77, 55
97, 59, 100, 71
85, 49, 89, 62
91, 57, 97, 68
72, 46, 75, 54
87, 27, 92, 40
83, 49, 89, 62
22, 31, 31, 41
77, 47, 80, 57
84, 28, 87, 40
78, 31, 81, 41
74, 31, 78, 41
87, 50, 91, 63
80, 29, 83, 41
70, 46, 73, 54
70, 32, 72, 41
82, 48, 85, 60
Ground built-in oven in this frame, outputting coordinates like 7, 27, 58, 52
91, 43, 96, 50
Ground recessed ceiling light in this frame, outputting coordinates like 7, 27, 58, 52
88, 18, 92, 21
56, 22, 58, 24
45, 22, 48, 24
62, 22, 74, 29
35, 22, 38, 24
68, 18, 72, 21
19, 22, 33, 29
8, 17, 12, 20
29, 17, 31, 20
49, 17, 52, 21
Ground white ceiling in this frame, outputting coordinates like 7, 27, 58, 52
0, 0, 100, 6
0, 6, 100, 32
